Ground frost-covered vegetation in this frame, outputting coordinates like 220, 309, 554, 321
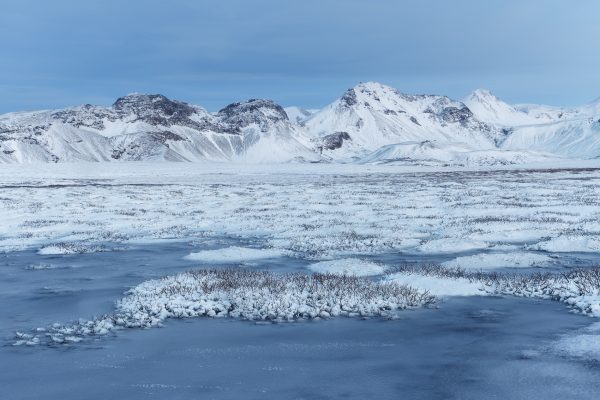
14, 269, 435, 346
2, 164, 600, 266
388, 265, 600, 317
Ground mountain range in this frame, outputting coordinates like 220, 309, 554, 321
1, 82, 599, 165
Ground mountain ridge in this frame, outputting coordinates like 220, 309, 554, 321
1, 82, 598, 165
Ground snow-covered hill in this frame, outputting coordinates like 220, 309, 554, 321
1, 82, 599, 165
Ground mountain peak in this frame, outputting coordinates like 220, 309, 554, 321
354, 81, 394, 91
113, 93, 169, 107
338, 81, 406, 108
112, 93, 194, 115
217, 98, 289, 129
111, 93, 201, 128
469, 88, 495, 99
353, 81, 402, 98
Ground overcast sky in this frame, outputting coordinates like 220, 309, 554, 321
1, 0, 599, 113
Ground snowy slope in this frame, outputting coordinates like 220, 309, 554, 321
284, 106, 318, 124
464, 89, 584, 126
357, 140, 559, 166
501, 117, 600, 159
497, 98, 600, 159
463, 89, 600, 158
463, 89, 540, 126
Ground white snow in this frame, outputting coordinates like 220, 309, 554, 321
184, 247, 285, 263
358, 141, 558, 167
37, 243, 108, 255
464, 89, 545, 126
417, 238, 490, 254
284, 106, 318, 124
442, 252, 555, 270
306, 258, 386, 276
386, 273, 486, 297
528, 236, 600, 253
2, 163, 600, 264
554, 322, 600, 362
387, 265, 600, 317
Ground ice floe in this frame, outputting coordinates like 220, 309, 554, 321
442, 251, 555, 270
554, 322, 600, 362
184, 247, 285, 263
387, 273, 485, 297
416, 238, 490, 254
529, 235, 600, 253
306, 258, 386, 276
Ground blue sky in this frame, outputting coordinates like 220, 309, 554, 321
1, 0, 599, 113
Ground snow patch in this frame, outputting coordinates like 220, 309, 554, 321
38, 243, 109, 255
442, 251, 554, 270
386, 273, 486, 297
529, 236, 600, 253
184, 246, 285, 263
306, 258, 386, 276
555, 334, 600, 362
417, 238, 489, 254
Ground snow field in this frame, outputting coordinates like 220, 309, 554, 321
2, 167, 600, 266
306, 258, 387, 276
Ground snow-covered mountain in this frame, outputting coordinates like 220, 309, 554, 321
0, 94, 319, 163
1, 82, 599, 165
304, 82, 504, 160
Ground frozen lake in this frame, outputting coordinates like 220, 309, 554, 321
1, 241, 599, 399
1, 163, 600, 399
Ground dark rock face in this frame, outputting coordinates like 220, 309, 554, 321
51, 104, 117, 130
318, 131, 351, 151
150, 131, 186, 143
340, 89, 358, 107
217, 99, 288, 131
113, 94, 195, 122
438, 106, 474, 125
113, 93, 236, 134
110, 132, 183, 161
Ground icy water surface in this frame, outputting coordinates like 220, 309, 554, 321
1, 243, 600, 399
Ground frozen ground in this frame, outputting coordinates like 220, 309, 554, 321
2, 162, 600, 262
2, 162, 600, 399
